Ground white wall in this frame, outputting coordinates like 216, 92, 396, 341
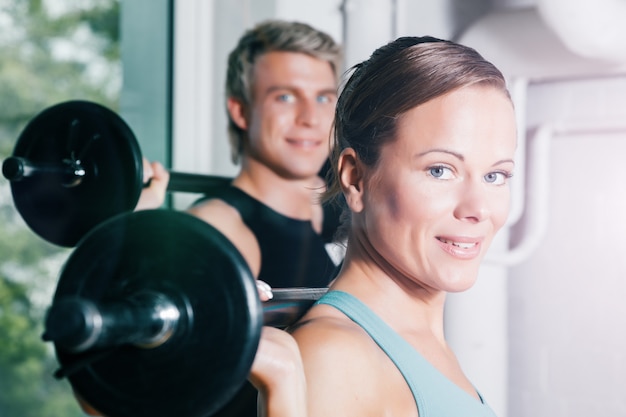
508, 76, 626, 417
454, 2, 626, 416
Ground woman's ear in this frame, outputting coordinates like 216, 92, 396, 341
338, 148, 364, 213
227, 97, 248, 130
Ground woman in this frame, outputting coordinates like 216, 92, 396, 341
250, 35, 517, 417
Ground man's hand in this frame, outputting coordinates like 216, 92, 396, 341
136, 159, 170, 210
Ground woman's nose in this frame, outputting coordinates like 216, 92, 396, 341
453, 182, 490, 223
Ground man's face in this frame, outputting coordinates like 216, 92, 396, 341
242, 51, 337, 180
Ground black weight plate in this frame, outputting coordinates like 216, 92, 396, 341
52, 210, 262, 417
10, 100, 143, 247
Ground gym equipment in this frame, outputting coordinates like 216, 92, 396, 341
43, 209, 328, 417
1, 100, 232, 247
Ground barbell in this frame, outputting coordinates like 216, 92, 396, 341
4, 100, 338, 416
2, 100, 232, 247
43, 208, 328, 417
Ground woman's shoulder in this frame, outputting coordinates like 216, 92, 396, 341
289, 305, 390, 413
292, 304, 364, 342
291, 304, 419, 416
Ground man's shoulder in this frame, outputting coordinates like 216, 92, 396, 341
187, 197, 261, 276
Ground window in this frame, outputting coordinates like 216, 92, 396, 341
0, 1, 171, 414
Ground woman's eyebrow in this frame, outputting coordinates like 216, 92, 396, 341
493, 158, 515, 167
417, 148, 464, 160
416, 149, 515, 167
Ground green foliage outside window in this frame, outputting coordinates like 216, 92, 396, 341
0, 0, 120, 415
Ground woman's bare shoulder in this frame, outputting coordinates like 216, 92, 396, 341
292, 304, 381, 365
289, 305, 388, 415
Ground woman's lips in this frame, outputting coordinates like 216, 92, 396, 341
436, 236, 482, 259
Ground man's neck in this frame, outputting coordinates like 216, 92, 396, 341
232, 162, 325, 223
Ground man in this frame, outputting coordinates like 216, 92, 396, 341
144, 20, 341, 286
140, 20, 343, 416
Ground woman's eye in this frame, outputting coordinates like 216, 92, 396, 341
428, 166, 453, 179
484, 171, 510, 185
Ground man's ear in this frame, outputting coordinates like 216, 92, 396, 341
227, 97, 248, 130
338, 148, 365, 213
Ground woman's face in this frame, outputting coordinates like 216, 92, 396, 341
356, 85, 517, 293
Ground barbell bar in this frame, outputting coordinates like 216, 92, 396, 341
3, 155, 232, 193
2, 100, 232, 247
43, 208, 328, 417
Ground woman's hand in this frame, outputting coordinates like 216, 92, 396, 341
250, 327, 307, 417
251, 280, 307, 417
135, 159, 170, 210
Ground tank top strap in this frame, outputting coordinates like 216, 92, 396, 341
316, 290, 430, 414
316, 291, 497, 417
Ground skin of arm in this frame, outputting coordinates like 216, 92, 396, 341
186, 199, 262, 278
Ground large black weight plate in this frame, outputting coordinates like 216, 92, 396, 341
52, 210, 262, 417
10, 100, 143, 247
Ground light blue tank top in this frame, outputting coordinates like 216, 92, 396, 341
316, 291, 498, 417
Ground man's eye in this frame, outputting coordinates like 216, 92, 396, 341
277, 94, 295, 103
317, 95, 332, 104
